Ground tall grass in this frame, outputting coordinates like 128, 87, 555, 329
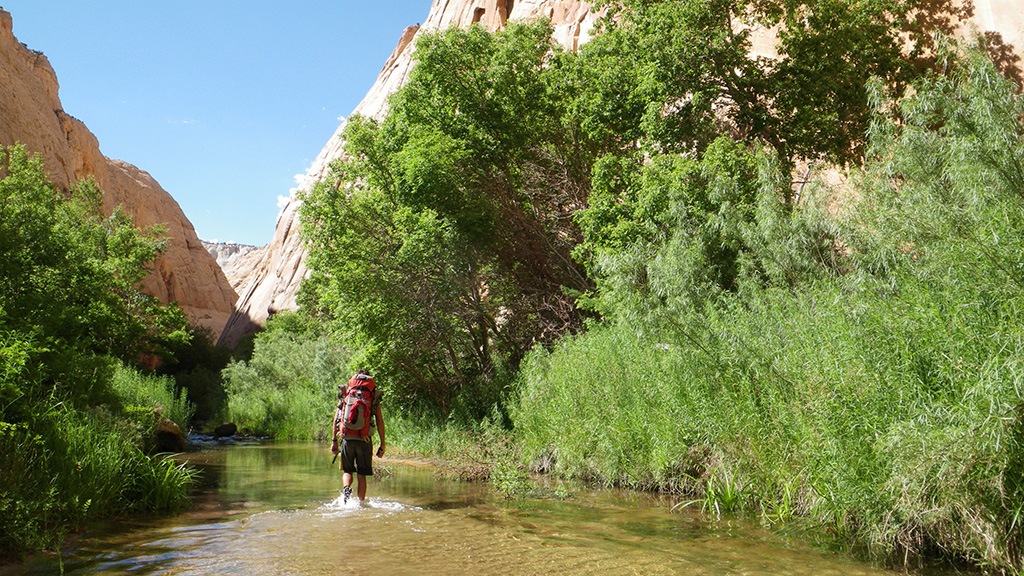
226, 380, 333, 440
1, 366, 197, 556
0, 403, 196, 554
515, 271, 1024, 566
111, 364, 194, 435
512, 47, 1024, 571
386, 410, 531, 496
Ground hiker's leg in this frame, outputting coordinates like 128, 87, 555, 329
341, 439, 356, 491
356, 474, 368, 500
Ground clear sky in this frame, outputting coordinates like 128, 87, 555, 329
1, 1, 431, 246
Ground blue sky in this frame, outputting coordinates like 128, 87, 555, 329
1, 1, 431, 246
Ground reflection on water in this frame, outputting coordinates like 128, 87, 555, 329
16, 443, 963, 576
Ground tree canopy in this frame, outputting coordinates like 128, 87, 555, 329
301, 22, 596, 418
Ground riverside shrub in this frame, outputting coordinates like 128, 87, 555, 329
222, 312, 349, 440
513, 46, 1024, 571
0, 145, 195, 558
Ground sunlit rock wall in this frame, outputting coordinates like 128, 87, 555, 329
0, 9, 238, 339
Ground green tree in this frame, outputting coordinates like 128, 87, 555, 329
0, 144, 194, 557
585, 0, 927, 173
0, 145, 187, 408
575, 136, 841, 322
515, 43, 1024, 572
301, 22, 596, 419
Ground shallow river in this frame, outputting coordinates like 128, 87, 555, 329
17, 442, 963, 575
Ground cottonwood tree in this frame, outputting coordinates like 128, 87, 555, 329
301, 22, 601, 419
585, 0, 938, 175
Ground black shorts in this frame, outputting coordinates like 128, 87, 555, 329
340, 438, 374, 476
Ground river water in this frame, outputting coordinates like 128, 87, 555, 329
16, 442, 963, 575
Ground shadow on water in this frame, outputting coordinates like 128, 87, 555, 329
13, 442, 975, 576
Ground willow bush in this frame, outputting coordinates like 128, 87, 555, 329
222, 312, 349, 440
513, 46, 1024, 571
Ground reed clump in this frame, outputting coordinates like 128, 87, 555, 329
0, 399, 196, 555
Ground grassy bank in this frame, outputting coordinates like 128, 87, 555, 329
512, 51, 1024, 571
513, 280, 1024, 566
0, 367, 197, 557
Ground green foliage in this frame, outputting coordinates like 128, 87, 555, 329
158, 325, 232, 422
301, 21, 594, 419
578, 138, 776, 315
111, 364, 194, 438
386, 408, 529, 496
586, 0, 924, 167
223, 311, 349, 439
300, 1, 924, 422
0, 403, 195, 555
0, 145, 189, 408
288, 7, 1022, 572
0, 145, 196, 558
513, 45, 1024, 572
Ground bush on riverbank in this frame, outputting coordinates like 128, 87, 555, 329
513, 47, 1024, 570
0, 145, 198, 559
0, 402, 196, 554
386, 410, 528, 493
223, 312, 350, 440
112, 364, 194, 437
156, 326, 233, 424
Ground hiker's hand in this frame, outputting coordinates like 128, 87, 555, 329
376, 444, 385, 458
331, 439, 339, 454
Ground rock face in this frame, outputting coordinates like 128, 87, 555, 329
0, 9, 238, 340
202, 241, 259, 271
221, 0, 1024, 346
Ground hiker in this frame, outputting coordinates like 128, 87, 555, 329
331, 369, 386, 503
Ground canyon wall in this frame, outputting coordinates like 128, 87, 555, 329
202, 241, 259, 272
224, 0, 1024, 346
0, 9, 238, 339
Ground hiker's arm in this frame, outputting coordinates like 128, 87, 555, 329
374, 403, 386, 456
330, 407, 341, 453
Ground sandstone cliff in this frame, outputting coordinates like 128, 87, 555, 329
202, 241, 259, 271
0, 9, 238, 339
220, 0, 1024, 346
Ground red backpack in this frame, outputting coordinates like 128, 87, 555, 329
337, 373, 376, 439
